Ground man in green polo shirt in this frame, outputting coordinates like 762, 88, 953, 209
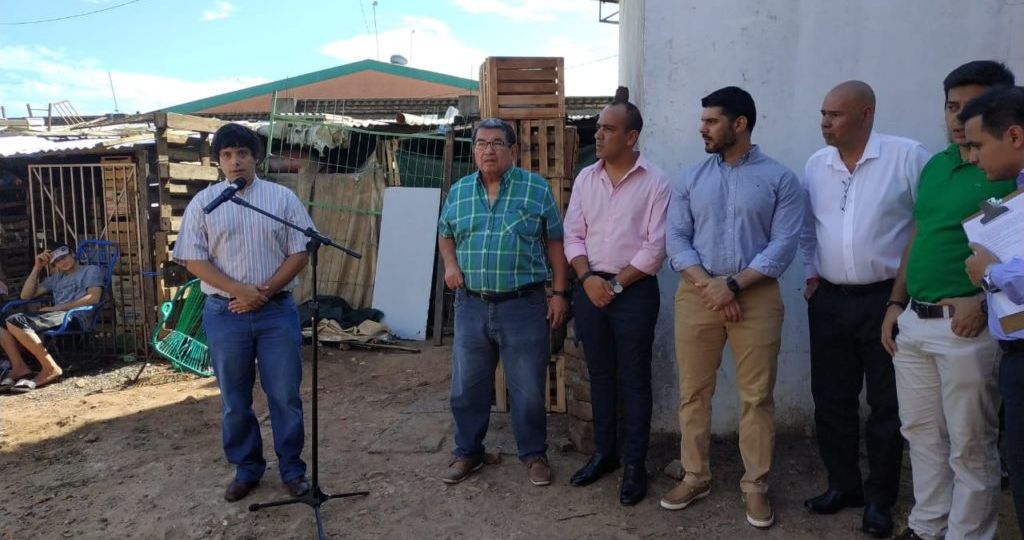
881, 61, 1016, 540
437, 117, 569, 487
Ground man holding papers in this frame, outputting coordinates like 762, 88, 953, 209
960, 85, 1024, 537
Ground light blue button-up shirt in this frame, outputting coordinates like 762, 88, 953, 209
985, 171, 1024, 341
666, 145, 804, 278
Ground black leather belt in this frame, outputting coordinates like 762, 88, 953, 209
1001, 340, 1024, 354
819, 279, 893, 295
211, 291, 292, 302
910, 298, 954, 319
465, 282, 544, 303
593, 271, 652, 283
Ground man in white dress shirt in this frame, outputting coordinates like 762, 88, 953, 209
800, 81, 930, 538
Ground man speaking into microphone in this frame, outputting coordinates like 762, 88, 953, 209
174, 123, 316, 503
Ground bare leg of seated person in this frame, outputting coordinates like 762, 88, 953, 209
0, 326, 35, 381
5, 322, 62, 386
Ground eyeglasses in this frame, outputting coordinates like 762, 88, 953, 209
840, 177, 852, 212
473, 140, 511, 151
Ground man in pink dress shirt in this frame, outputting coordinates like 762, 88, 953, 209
563, 95, 671, 505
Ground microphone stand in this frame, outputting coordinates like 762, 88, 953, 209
228, 195, 368, 539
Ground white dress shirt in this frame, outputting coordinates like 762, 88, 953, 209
800, 131, 931, 284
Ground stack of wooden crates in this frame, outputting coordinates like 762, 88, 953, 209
480, 57, 580, 414
0, 178, 31, 297
152, 112, 227, 303
100, 155, 148, 351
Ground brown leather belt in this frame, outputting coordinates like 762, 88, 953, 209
465, 282, 544, 303
909, 298, 954, 319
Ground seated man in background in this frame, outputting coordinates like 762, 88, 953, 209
0, 243, 103, 393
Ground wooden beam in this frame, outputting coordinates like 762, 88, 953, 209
431, 128, 456, 347
153, 111, 227, 134
158, 162, 220, 182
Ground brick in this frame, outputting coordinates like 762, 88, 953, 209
562, 337, 582, 359
567, 398, 593, 422
568, 378, 591, 402
568, 418, 595, 454
563, 353, 587, 377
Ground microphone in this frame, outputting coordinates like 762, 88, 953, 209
203, 178, 247, 214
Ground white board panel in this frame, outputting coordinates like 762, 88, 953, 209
371, 187, 441, 340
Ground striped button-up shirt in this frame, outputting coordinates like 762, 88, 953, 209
438, 166, 563, 293
666, 145, 803, 278
174, 176, 314, 297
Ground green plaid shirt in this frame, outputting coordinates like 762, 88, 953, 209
438, 166, 563, 293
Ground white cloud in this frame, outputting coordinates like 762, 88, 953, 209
319, 15, 618, 97
0, 45, 267, 115
320, 16, 487, 83
202, 1, 234, 21
547, 29, 619, 96
450, 0, 591, 23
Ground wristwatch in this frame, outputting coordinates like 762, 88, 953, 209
550, 289, 569, 298
981, 266, 1001, 293
725, 275, 741, 294
608, 278, 624, 295
579, 270, 595, 282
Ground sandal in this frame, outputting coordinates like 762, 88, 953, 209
1, 372, 35, 393
9, 375, 60, 394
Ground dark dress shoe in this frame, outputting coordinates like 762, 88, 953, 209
224, 479, 259, 502
804, 487, 864, 514
284, 476, 311, 497
862, 502, 894, 538
619, 464, 647, 506
570, 453, 620, 487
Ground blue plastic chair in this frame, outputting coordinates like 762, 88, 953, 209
0, 240, 120, 345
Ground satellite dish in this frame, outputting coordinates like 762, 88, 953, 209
390, 55, 408, 66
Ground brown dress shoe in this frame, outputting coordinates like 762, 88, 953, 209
284, 476, 311, 497
442, 456, 483, 484
526, 456, 552, 486
224, 479, 259, 502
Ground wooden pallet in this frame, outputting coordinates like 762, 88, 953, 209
493, 354, 567, 414
480, 57, 565, 120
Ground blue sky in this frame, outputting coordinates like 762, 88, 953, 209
0, 0, 618, 115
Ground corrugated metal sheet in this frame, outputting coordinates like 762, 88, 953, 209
0, 134, 151, 158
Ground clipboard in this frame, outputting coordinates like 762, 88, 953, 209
962, 188, 1024, 334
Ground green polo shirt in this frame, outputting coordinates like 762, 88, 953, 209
438, 166, 563, 293
906, 144, 1017, 302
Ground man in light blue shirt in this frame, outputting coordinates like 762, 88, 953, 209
661, 86, 803, 529
960, 85, 1024, 537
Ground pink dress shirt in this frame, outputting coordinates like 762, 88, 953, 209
563, 154, 671, 275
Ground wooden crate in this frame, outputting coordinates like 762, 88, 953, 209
493, 354, 566, 413
517, 119, 565, 179
480, 57, 565, 120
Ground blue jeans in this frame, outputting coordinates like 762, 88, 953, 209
450, 287, 549, 461
204, 293, 306, 483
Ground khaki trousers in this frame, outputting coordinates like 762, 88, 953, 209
893, 307, 1001, 540
674, 278, 783, 493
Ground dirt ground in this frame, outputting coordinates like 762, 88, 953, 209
1, 343, 1021, 540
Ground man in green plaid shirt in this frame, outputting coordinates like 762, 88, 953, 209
437, 117, 569, 487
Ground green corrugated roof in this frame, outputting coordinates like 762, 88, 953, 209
163, 59, 479, 114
